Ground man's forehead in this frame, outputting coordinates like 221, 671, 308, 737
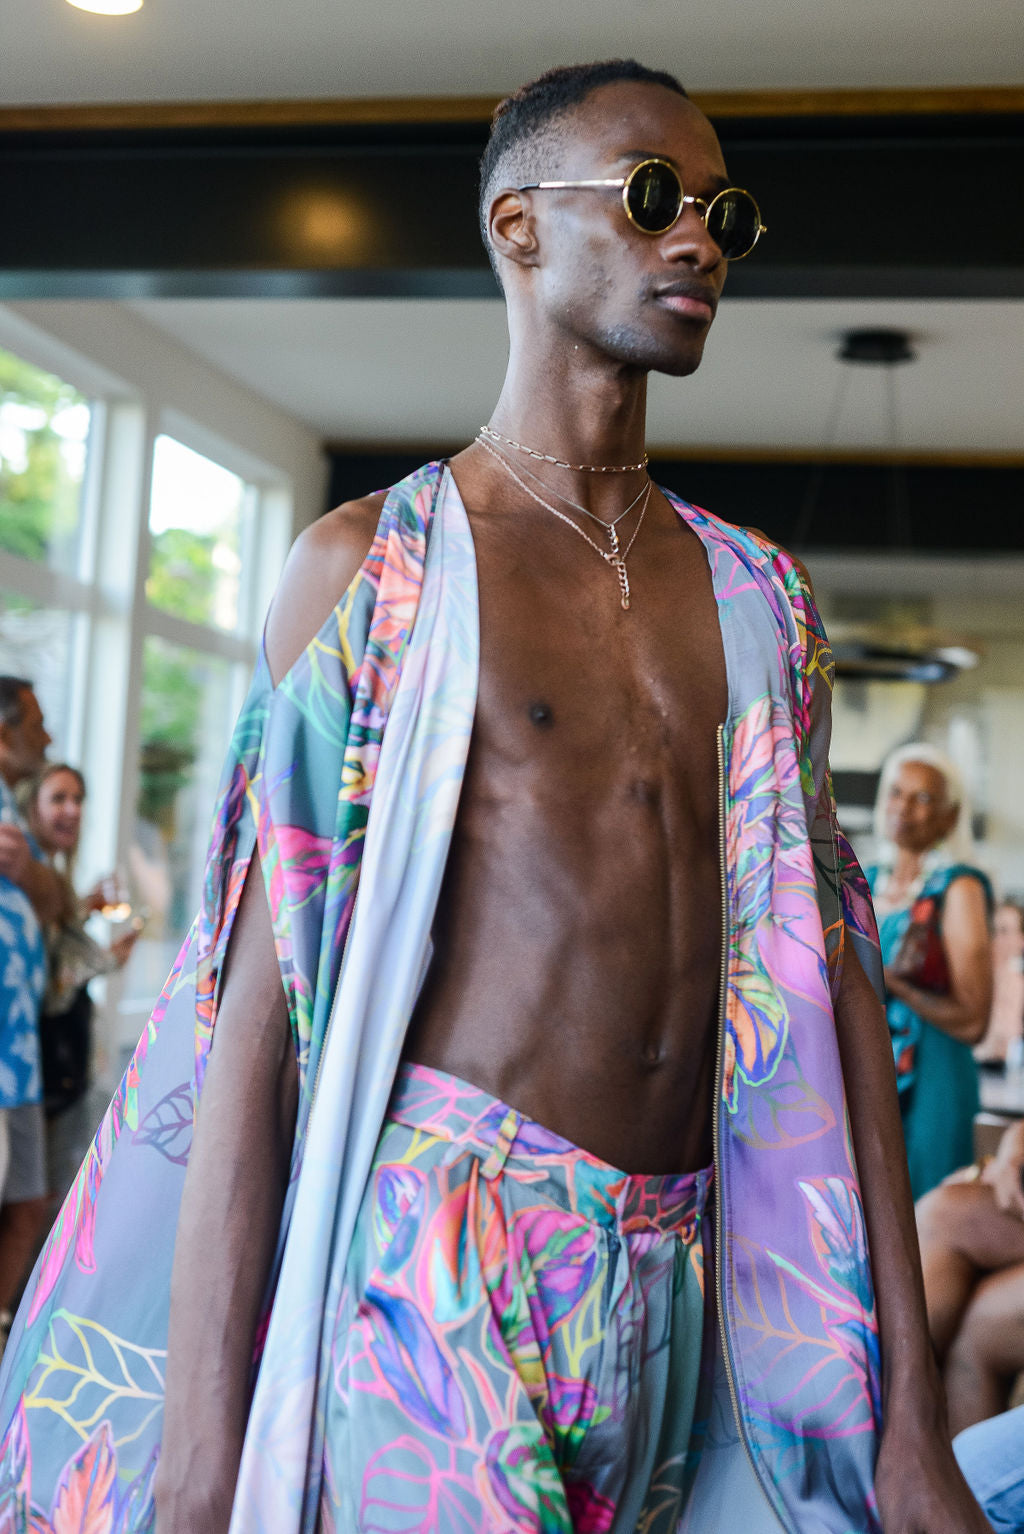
561, 81, 725, 171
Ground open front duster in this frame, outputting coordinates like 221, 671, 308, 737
0, 463, 884, 1533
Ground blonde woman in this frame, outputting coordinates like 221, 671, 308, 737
867, 743, 993, 1199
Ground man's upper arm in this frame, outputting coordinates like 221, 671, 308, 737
263, 495, 384, 687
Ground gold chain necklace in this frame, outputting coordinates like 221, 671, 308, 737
476, 436, 651, 611
510, 450, 650, 531
479, 423, 648, 474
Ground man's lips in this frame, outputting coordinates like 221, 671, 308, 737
653, 283, 718, 322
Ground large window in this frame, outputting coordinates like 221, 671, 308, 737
0, 337, 293, 1085
147, 434, 249, 632
0, 348, 91, 575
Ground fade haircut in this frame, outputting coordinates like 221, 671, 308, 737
478, 60, 689, 280
0, 676, 33, 728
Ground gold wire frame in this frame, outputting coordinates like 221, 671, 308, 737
520, 157, 767, 259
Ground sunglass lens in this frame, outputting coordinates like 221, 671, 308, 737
706, 190, 761, 259
626, 162, 683, 232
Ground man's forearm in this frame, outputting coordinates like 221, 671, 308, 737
154, 862, 297, 1534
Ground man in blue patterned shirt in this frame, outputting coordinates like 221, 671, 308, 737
0, 677, 63, 1338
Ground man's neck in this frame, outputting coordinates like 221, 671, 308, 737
0, 764, 18, 794
489, 335, 650, 472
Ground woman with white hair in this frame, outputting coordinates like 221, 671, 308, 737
867, 743, 993, 1199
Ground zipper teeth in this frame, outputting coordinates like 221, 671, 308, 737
712, 722, 788, 1534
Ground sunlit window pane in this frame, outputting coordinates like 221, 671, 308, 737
0, 346, 91, 573
121, 636, 236, 1004
0, 589, 75, 753
147, 435, 246, 632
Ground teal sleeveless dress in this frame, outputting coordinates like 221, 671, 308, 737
868, 860, 992, 1201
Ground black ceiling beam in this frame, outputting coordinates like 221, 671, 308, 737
1, 105, 1021, 300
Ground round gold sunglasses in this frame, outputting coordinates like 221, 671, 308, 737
518, 156, 766, 261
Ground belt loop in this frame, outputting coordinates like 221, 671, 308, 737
481, 1106, 520, 1180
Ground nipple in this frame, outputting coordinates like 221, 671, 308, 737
528, 702, 554, 728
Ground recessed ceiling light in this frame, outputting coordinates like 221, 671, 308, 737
65, 0, 143, 13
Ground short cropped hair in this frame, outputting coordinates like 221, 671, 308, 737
0, 676, 33, 728
478, 60, 689, 277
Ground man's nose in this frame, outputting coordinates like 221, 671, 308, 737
658, 206, 724, 272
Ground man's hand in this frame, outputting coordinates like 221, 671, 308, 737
0, 822, 33, 887
875, 1421, 993, 1532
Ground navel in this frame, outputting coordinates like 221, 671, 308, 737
528, 701, 554, 728
629, 777, 660, 808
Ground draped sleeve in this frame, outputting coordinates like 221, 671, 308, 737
765, 545, 883, 1002
0, 466, 441, 1527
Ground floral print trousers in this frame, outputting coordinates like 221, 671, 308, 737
322, 1063, 714, 1533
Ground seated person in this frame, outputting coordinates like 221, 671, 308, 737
917, 1118, 1024, 1435
955, 1403, 1024, 1534
976, 899, 1024, 1065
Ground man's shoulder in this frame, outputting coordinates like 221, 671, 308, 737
264, 494, 387, 686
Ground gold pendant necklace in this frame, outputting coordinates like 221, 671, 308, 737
476, 436, 651, 611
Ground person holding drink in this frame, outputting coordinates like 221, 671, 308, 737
867, 743, 993, 1199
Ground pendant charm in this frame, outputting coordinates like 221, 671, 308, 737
610, 554, 631, 610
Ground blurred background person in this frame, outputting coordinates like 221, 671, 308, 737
917, 1119, 1024, 1436
0, 676, 63, 1346
867, 743, 993, 1199
976, 900, 1024, 1067
23, 764, 138, 1205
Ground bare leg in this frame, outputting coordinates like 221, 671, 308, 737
917, 1181, 1024, 1362
0, 1197, 51, 1313
945, 1264, 1024, 1435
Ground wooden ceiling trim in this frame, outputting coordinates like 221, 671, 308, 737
2, 85, 1022, 134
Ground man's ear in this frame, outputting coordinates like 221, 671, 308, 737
488, 189, 540, 272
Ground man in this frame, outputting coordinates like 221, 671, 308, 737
0, 678, 61, 1344
0, 62, 990, 1533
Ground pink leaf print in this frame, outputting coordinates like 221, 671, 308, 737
272, 824, 333, 915
49, 1422, 116, 1534
27, 1097, 122, 1325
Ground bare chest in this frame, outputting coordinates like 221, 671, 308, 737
467, 500, 728, 806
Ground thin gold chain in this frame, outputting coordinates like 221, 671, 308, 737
510, 450, 650, 530
476, 436, 651, 611
479, 423, 648, 474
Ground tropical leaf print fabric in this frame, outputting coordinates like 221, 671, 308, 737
324, 1062, 712, 1534
0, 465, 882, 1534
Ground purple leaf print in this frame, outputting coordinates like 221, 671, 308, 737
364, 1288, 467, 1439
132, 1083, 194, 1165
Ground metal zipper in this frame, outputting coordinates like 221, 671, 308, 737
712, 721, 788, 1533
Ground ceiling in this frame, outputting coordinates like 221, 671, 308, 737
2, 0, 1020, 105
6, 0, 1022, 461
124, 297, 1024, 454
